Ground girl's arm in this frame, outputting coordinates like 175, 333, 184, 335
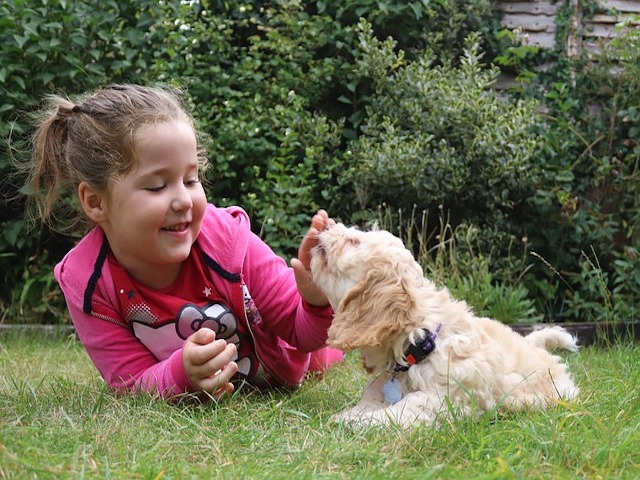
67, 300, 195, 397
242, 229, 333, 352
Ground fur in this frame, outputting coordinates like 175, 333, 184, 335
311, 224, 579, 428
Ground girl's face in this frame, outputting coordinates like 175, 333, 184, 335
100, 121, 207, 289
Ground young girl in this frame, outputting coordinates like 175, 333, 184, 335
26, 84, 342, 400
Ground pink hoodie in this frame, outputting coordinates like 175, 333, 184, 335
54, 204, 334, 396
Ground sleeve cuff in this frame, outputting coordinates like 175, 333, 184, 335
170, 348, 198, 393
302, 298, 333, 316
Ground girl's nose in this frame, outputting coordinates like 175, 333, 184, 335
171, 183, 193, 211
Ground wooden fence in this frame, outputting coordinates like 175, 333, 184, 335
493, 0, 639, 88
496, 0, 640, 55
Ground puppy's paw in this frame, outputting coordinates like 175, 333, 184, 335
329, 406, 389, 429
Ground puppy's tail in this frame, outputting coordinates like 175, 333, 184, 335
525, 326, 579, 352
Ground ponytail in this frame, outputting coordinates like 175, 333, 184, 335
27, 99, 79, 228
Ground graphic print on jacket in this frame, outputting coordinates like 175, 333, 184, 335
132, 301, 254, 379
109, 249, 258, 381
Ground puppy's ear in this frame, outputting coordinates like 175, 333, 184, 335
327, 262, 420, 351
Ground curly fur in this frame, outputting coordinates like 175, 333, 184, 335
311, 224, 579, 428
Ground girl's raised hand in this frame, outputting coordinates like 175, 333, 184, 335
291, 209, 335, 307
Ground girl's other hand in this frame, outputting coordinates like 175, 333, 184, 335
183, 328, 238, 399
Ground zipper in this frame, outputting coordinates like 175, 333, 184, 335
91, 311, 128, 327
239, 279, 289, 387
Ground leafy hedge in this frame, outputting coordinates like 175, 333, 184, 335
1, 0, 172, 323
346, 26, 542, 229
1, 0, 638, 324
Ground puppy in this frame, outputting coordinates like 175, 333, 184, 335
311, 224, 579, 428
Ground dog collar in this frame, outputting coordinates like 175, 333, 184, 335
394, 323, 442, 372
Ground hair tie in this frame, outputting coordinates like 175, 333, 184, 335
72, 105, 83, 113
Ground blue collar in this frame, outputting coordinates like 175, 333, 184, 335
394, 323, 441, 372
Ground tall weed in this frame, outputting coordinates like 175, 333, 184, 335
377, 205, 542, 324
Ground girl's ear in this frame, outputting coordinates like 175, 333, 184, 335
78, 181, 107, 224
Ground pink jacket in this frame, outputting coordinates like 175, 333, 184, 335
54, 204, 333, 396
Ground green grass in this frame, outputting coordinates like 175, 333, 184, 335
1, 331, 639, 479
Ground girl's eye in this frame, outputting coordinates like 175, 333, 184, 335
145, 185, 166, 192
185, 179, 200, 187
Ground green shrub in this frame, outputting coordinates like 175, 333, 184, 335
243, 95, 345, 254
316, 0, 500, 61
0, 0, 172, 322
519, 17, 640, 322
2, 0, 638, 325
343, 22, 544, 250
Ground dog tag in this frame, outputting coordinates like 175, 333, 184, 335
383, 378, 403, 405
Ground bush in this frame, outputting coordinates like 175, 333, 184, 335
518, 17, 640, 323
342, 22, 544, 252
2, 0, 638, 325
0, 0, 171, 323
316, 0, 500, 61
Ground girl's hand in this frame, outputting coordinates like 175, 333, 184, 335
183, 328, 238, 399
291, 209, 335, 307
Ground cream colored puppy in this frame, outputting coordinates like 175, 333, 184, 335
311, 224, 579, 428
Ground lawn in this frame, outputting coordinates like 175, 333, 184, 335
1, 330, 639, 479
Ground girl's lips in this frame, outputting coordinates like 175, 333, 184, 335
162, 223, 189, 232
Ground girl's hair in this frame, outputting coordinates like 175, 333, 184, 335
25, 83, 208, 233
